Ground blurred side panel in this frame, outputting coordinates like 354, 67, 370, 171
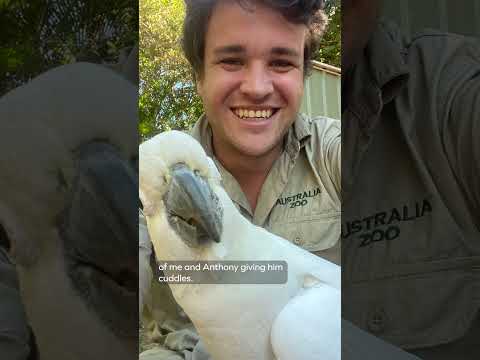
0, 1, 139, 359
342, 0, 480, 358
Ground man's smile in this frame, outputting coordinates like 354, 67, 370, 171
231, 107, 280, 120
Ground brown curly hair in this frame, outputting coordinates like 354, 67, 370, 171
182, 0, 327, 79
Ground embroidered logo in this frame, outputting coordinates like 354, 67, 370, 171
342, 199, 433, 248
276, 187, 321, 208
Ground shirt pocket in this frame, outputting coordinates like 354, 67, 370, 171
269, 211, 340, 252
343, 257, 480, 348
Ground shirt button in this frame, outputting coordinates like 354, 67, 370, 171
293, 237, 302, 245
368, 308, 387, 334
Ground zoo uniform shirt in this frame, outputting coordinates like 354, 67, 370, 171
191, 113, 341, 264
342, 20, 480, 352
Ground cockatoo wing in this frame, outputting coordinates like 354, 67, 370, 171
271, 278, 341, 360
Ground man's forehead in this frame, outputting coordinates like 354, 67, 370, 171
206, 2, 307, 55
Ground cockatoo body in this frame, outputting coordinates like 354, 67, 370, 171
0, 62, 138, 359
140, 130, 340, 360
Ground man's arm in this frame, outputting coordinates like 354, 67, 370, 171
0, 247, 32, 360
310, 116, 341, 202
327, 121, 341, 196
445, 70, 480, 225
139, 209, 153, 316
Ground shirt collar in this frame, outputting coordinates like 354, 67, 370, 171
190, 112, 311, 158
345, 20, 410, 124
190, 114, 214, 157
190, 113, 312, 216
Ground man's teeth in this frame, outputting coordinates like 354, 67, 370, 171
234, 109, 274, 119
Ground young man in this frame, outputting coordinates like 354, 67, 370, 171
139, 0, 341, 359
342, 0, 480, 358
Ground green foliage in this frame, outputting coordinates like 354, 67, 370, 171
139, 0, 203, 140
314, 0, 341, 67
139, 0, 341, 140
0, 0, 138, 95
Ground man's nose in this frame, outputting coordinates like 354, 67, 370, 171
239, 63, 274, 100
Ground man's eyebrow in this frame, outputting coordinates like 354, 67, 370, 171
271, 47, 300, 57
213, 45, 245, 55
213, 45, 300, 57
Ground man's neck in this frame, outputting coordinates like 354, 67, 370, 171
212, 138, 283, 213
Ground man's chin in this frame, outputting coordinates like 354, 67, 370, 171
233, 138, 283, 159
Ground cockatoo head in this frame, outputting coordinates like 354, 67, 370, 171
0, 63, 138, 359
139, 131, 224, 259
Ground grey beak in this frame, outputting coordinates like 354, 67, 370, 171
165, 163, 222, 246
58, 141, 138, 338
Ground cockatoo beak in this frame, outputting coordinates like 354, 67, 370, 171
59, 142, 138, 339
164, 163, 223, 246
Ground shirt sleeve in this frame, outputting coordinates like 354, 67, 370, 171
327, 122, 341, 196
310, 117, 342, 205
442, 42, 480, 226
0, 248, 31, 359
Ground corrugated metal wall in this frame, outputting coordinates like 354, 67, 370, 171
300, 61, 341, 120
382, 0, 480, 40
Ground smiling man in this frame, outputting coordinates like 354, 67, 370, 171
188, 0, 340, 231
194, 1, 307, 210
139, 0, 341, 359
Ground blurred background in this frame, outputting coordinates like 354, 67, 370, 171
382, 0, 480, 40
0, 0, 138, 95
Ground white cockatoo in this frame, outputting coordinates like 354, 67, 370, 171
0, 62, 138, 359
139, 130, 341, 360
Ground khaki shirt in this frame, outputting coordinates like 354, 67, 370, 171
191, 113, 341, 263
342, 21, 480, 350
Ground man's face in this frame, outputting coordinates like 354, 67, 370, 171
197, 1, 306, 159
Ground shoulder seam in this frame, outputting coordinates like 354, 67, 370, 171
407, 31, 471, 48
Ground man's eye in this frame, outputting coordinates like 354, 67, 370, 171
217, 58, 243, 71
220, 58, 243, 66
270, 60, 294, 70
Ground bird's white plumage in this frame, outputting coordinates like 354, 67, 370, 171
271, 282, 341, 360
140, 131, 341, 360
0, 62, 137, 265
0, 63, 138, 360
